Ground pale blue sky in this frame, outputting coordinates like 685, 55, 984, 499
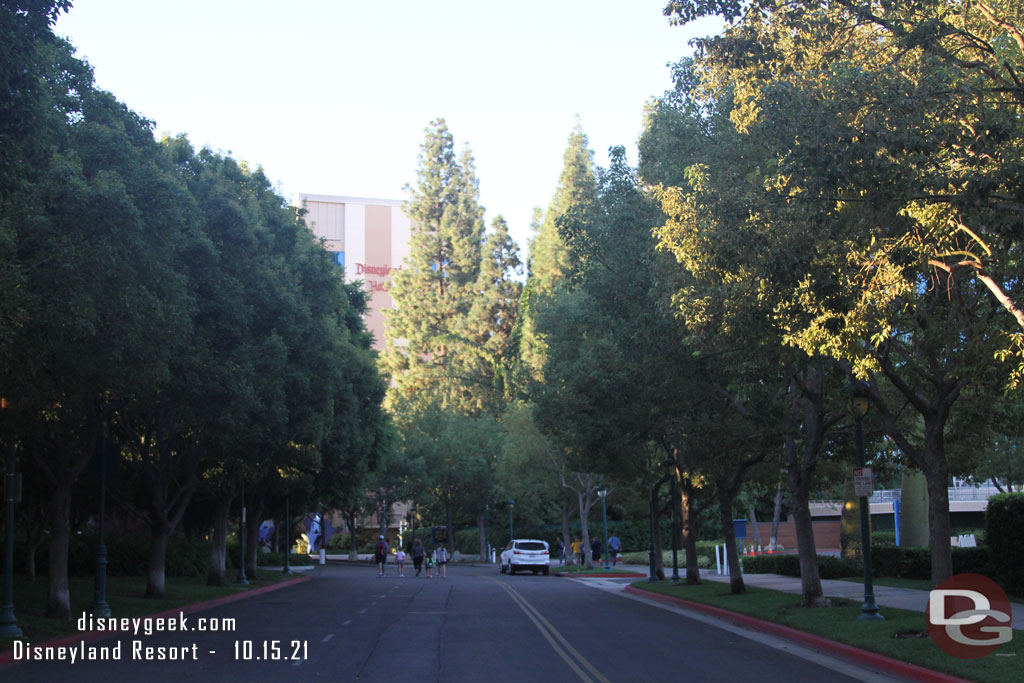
55, 1, 721, 260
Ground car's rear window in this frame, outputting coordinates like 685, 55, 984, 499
516, 542, 547, 551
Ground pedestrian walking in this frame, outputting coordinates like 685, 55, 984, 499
555, 538, 565, 565
608, 534, 621, 566
571, 537, 583, 565
435, 544, 449, 578
374, 536, 389, 578
396, 548, 406, 577
591, 538, 602, 564
411, 538, 425, 576
425, 552, 434, 578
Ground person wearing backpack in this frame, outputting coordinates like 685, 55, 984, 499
374, 535, 389, 578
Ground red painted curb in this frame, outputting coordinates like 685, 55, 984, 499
0, 574, 311, 667
624, 586, 969, 683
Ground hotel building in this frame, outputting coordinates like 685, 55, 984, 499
297, 194, 412, 351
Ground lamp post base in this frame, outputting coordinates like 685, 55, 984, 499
0, 611, 22, 638
859, 600, 885, 621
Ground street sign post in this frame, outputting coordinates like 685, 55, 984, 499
853, 467, 873, 497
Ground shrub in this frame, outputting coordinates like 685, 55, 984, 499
870, 546, 931, 580
742, 554, 801, 576
20, 532, 212, 577
817, 556, 860, 579
951, 547, 988, 576
455, 528, 480, 555
741, 553, 858, 579
986, 493, 1024, 595
871, 531, 897, 547
258, 551, 314, 567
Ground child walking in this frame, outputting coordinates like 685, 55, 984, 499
396, 548, 406, 577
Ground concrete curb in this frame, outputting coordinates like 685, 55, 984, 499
0, 575, 311, 667
624, 585, 970, 683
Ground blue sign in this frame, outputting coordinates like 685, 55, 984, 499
733, 518, 748, 540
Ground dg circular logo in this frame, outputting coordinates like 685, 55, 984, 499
927, 573, 1013, 658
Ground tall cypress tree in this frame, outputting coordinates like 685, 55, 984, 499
383, 119, 486, 413
516, 120, 598, 385
464, 215, 523, 414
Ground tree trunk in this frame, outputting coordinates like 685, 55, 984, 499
788, 472, 828, 607
748, 505, 762, 548
246, 506, 260, 580
45, 477, 73, 619
26, 538, 39, 582
445, 503, 454, 556
924, 456, 953, 585
719, 486, 745, 594
651, 480, 664, 580
769, 482, 784, 550
561, 502, 573, 566
578, 490, 593, 570
347, 510, 360, 559
24, 517, 42, 582
207, 494, 231, 586
145, 520, 170, 598
477, 511, 487, 559
680, 477, 701, 584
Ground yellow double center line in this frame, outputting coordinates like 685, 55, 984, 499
492, 580, 611, 683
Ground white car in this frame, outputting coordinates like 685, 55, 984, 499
500, 539, 550, 575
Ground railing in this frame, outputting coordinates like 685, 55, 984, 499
806, 485, 1005, 508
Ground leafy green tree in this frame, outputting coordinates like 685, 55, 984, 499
659, 0, 1021, 586
398, 403, 498, 554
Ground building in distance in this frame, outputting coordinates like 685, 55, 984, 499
297, 194, 412, 351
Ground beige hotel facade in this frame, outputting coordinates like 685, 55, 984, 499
298, 194, 412, 351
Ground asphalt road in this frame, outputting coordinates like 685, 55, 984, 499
3, 564, 903, 682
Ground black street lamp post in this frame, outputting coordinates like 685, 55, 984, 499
1, 429, 22, 637
851, 382, 883, 621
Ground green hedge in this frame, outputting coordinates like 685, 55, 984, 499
869, 546, 931, 580
741, 554, 860, 579
986, 493, 1024, 595
742, 547, 991, 583
20, 532, 213, 577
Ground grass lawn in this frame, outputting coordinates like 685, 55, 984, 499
633, 580, 1021, 683
0, 571, 302, 653
556, 565, 642, 575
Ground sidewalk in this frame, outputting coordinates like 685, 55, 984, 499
616, 564, 1024, 630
